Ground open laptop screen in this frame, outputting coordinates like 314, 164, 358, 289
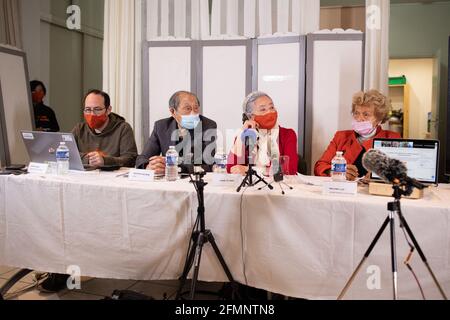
21, 131, 86, 171
372, 138, 440, 185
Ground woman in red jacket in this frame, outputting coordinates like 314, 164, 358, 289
227, 92, 298, 175
315, 90, 401, 181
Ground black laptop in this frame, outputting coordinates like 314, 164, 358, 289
372, 138, 440, 186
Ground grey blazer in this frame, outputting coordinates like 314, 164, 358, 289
136, 115, 217, 172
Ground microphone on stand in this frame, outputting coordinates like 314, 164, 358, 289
362, 149, 425, 190
240, 129, 258, 166
236, 128, 273, 192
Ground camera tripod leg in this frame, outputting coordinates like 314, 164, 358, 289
206, 231, 234, 282
389, 211, 399, 300
176, 232, 200, 300
176, 230, 239, 300
189, 232, 206, 300
206, 231, 241, 300
338, 216, 390, 300
397, 213, 448, 300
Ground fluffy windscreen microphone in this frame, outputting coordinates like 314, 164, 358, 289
363, 149, 408, 183
363, 149, 425, 190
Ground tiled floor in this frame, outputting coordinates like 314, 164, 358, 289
0, 266, 225, 300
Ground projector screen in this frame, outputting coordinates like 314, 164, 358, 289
0, 46, 34, 167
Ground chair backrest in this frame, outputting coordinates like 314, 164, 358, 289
297, 154, 308, 175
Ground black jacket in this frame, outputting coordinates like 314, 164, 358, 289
33, 103, 60, 132
136, 116, 217, 172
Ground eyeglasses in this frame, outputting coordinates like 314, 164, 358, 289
84, 107, 106, 115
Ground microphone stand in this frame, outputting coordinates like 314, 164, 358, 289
259, 169, 293, 195
338, 180, 447, 300
176, 169, 240, 300
236, 137, 273, 193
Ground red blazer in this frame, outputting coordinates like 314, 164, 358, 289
314, 128, 402, 177
227, 127, 299, 175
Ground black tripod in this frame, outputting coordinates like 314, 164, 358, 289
338, 182, 448, 300
259, 166, 293, 195
176, 170, 239, 300
237, 163, 273, 193
236, 136, 273, 193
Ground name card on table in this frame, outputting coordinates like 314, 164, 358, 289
211, 173, 242, 187
27, 162, 49, 175
323, 181, 358, 196
128, 169, 155, 182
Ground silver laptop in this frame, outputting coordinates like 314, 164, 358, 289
372, 138, 440, 186
21, 131, 86, 171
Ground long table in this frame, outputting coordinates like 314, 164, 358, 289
1, 172, 449, 300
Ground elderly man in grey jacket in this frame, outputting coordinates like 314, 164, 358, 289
136, 91, 217, 174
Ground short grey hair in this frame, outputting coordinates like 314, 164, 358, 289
169, 91, 201, 111
242, 91, 271, 118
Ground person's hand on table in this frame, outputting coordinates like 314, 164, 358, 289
87, 152, 105, 167
358, 172, 372, 185
147, 156, 166, 175
231, 165, 248, 176
346, 164, 359, 181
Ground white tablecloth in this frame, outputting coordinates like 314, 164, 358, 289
0, 171, 449, 300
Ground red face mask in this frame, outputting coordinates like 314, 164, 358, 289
84, 113, 109, 130
254, 111, 278, 130
32, 91, 45, 104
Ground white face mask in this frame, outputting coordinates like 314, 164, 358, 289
180, 114, 201, 130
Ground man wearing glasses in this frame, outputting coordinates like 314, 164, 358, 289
38, 89, 138, 293
136, 91, 217, 174
72, 89, 138, 169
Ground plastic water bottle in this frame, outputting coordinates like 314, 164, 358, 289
56, 142, 70, 175
331, 151, 347, 182
213, 149, 227, 174
165, 146, 179, 181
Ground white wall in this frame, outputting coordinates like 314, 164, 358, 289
389, 58, 434, 139
20, 0, 43, 81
